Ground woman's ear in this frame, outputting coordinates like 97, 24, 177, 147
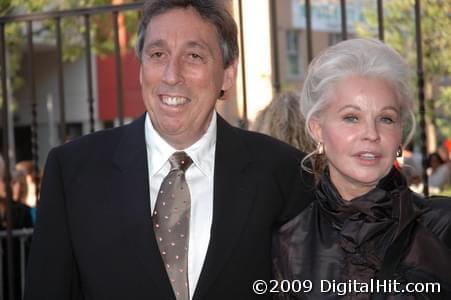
308, 117, 323, 144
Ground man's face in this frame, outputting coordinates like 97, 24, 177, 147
140, 7, 237, 149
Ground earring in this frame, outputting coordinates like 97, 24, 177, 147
219, 90, 225, 98
396, 146, 403, 157
317, 142, 324, 155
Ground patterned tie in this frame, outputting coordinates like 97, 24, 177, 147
153, 151, 192, 300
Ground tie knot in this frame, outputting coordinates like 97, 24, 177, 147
169, 151, 192, 172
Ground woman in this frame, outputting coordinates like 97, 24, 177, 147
252, 91, 314, 152
273, 39, 451, 299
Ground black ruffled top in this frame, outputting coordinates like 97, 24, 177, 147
273, 168, 451, 299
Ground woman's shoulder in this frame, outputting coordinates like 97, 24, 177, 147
276, 201, 317, 234
415, 194, 451, 246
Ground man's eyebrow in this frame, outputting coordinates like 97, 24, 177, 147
143, 39, 215, 56
186, 40, 207, 49
185, 40, 214, 55
144, 39, 167, 50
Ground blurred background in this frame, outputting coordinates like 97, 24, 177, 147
0, 0, 450, 298
0, 0, 450, 190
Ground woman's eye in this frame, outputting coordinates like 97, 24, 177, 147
343, 115, 358, 123
380, 116, 395, 124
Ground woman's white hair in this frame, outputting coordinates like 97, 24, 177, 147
300, 38, 416, 174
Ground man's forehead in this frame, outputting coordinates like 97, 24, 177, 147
145, 38, 209, 50
143, 8, 220, 52
147, 6, 208, 28
148, 7, 218, 33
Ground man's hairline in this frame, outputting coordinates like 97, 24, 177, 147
138, 6, 233, 68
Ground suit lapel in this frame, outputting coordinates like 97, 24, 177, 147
113, 114, 174, 299
193, 115, 257, 299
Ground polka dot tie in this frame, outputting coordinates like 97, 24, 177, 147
153, 151, 192, 300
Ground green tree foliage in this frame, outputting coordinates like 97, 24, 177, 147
1, 0, 139, 106
356, 0, 451, 141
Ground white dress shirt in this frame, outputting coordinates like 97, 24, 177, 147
145, 112, 216, 299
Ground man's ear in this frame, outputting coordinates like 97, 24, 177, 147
221, 59, 238, 92
139, 66, 143, 85
308, 116, 323, 144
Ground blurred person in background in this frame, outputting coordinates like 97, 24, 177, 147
11, 170, 28, 204
399, 142, 422, 185
428, 151, 450, 193
0, 157, 32, 230
252, 91, 314, 153
15, 160, 38, 207
15, 160, 38, 223
0, 154, 32, 300
437, 144, 450, 162
273, 38, 451, 299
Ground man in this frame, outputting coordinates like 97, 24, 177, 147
24, 1, 314, 299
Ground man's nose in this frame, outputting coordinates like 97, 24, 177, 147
162, 57, 183, 85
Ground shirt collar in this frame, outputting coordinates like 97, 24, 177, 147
145, 111, 217, 177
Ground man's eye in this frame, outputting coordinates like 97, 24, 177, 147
151, 52, 164, 58
189, 53, 203, 61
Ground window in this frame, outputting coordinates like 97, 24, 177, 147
328, 33, 342, 46
286, 30, 302, 78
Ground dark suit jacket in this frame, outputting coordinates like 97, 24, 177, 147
24, 114, 314, 300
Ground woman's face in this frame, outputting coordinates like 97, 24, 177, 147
310, 76, 403, 200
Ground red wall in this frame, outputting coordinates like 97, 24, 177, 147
97, 51, 145, 121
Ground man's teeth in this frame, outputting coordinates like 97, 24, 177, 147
162, 96, 189, 106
